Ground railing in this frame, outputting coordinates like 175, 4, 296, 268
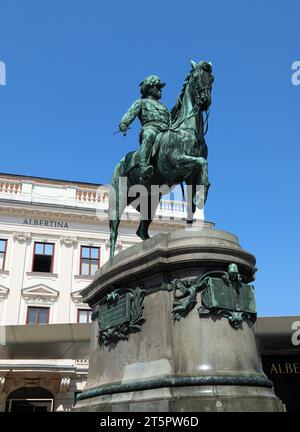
159, 199, 186, 213
0, 180, 193, 219
76, 189, 186, 215
76, 189, 108, 203
0, 181, 22, 194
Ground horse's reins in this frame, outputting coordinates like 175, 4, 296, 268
170, 85, 211, 135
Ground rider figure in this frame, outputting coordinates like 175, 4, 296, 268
119, 75, 170, 184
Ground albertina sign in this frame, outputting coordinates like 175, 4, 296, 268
23, 218, 69, 229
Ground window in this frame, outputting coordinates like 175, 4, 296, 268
80, 246, 100, 276
26, 307, 49, 324
6, 387, 54, 412
32, 242, 54, 273
77, 309, 92, 323
0, 239, 7, 270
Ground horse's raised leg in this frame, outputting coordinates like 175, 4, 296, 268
173, 155, 209, 222
196, 161, 210, 209
190, 166, 210, 210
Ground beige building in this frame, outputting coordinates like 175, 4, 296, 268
0, 172, 198, 411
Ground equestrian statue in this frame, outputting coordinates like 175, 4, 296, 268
109, 60, 214, 257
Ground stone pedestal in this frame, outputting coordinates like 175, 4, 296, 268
74, 225, 284, 412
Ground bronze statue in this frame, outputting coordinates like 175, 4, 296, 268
119, 75, 170, 184
109, 60, 214, 257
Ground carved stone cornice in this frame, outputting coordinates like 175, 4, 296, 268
22, 284, 59, 305
60, 377, 71, 392
60, 236, 78, 246
71, 291, 89, 308
23, 296, 56, 305
0, 201, 189, 232
13, 231, 32, 243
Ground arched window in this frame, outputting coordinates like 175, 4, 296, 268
6, 387, 54, 412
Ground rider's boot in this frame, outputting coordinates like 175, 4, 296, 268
139, 160, 154, 184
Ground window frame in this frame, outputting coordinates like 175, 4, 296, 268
26, 306, 50, 325
32, 242, 55, 273
77, 308, 92, 323
0, 239, 8, 271
79, 246, 100, 276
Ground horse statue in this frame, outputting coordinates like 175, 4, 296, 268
108, 60, 214, 257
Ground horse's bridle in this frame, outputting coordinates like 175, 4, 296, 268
170, 66, 212, 135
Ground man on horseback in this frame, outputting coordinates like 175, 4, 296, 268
119, 75, 170, 184
109, 61, 213, 257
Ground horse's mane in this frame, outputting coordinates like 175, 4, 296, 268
170, 68, 193, 122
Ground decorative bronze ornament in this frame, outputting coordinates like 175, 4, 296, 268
97, 287, 146, 345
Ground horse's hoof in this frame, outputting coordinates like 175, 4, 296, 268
136, 229, 150, 241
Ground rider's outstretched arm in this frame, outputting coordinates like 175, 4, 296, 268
119, 99, 142, 132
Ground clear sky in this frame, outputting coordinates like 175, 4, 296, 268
0, 0, 299, 316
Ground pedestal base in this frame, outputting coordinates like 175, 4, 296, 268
73, 226, 284, 412
75, 385, 283, 412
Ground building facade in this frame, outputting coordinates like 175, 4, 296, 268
0, 173, 299, 412
0, 173, 200, 411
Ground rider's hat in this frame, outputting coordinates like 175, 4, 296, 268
139, 75, 166, 97
139, 75, 166, 88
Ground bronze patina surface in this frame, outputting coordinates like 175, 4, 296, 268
109, 61, 214, 257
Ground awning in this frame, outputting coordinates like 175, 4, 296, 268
255, 316, 300, 354
0, 323, 91, 359
0, 317, 299, 361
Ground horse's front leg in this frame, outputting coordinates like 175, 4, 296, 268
174, 155, 209, 208
192, 157, 210, 209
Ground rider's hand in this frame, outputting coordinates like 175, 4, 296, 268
119, 123, 128, 135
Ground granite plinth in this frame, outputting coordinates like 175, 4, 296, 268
74, 225, 284, 412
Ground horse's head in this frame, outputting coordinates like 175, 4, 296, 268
189, 60, 214, 111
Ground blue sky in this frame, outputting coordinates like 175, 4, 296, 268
0, 0, 299, 316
